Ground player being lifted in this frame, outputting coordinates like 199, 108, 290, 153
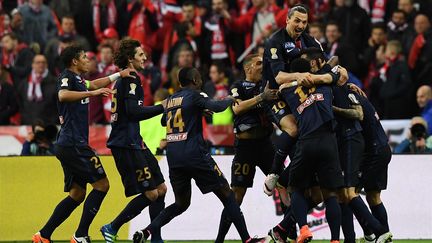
101, 39, 167, 243
133, 67, 266, 243
32, 45, 134, 243
215, 54, 279, 243
262, 4, 325, 195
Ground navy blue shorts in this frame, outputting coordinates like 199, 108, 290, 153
231, 138, 274, 188
56, 145, 107, 192
360, 144, 391, 191
169, 158, 229, 194
338, 133, 365, 187
111, 147, 165, 197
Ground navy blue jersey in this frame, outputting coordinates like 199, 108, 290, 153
230, 80, 272, 134
107, 74, 163, 149
332, 84, 363, 138
355, 93, 388, 151
282, 84, 334, 138
56, 69, 89, 146
164, 88, 232, 168
262, 29, 322, 89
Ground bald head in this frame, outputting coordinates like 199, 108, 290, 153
414, 14, 431, 34
411, 116, 428, 129
417, 85, 432, 108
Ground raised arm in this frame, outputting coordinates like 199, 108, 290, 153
232, 83, 278, 115
87, 68, 136, 90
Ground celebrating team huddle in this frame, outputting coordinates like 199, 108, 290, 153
31, 3, 393, 243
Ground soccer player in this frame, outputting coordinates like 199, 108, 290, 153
215, 54, 279, 243
133, 67, 266, 243
345, 92, 393, 243
100, 39, 167, 243
278, 49, 346, 243
32, 45, 134, 243
261, 4, 325, 195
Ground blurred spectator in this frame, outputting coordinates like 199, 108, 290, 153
0, 10, 11, 34
1, 32, 35, 82
408, 14, 432, 87
91, 0, 118, 44
0, 66, 18, 125
83, 51, 106, 125
202, 61, 233, 125
49, 0, 81, 21
372, 40, 412, 119
325, 21, 361, 78
326, 0, 371, 64
14, 54, 57, 125
398, 0, 418, 26
394, 116, 432, 153
57, 15, 90, 50
308, 22, 326, 45
141, 46, 162, 95
18, 0, 58, 50
0, 1, 22, 14
127, 0, 159, 50
200, 0, 234, 68
99, 27, 120, 51
167, 44, 194, 92
387, 9, 415, 56
97, 44, 118, 122
363, 22, 387, 89
21, 120, 57, 155
10, 8, 25, 42
139, 88, 169, 155
416, 85, 432, 135
224, 0, 282, 47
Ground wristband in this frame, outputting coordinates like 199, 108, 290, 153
108, 72, 121, 82
329, 72, 340, 84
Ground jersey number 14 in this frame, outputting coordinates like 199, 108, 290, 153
167, 109, 185, 133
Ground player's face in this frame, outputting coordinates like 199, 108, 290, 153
250, 56, 263, 82
286, 11, 308, 39
75, 51, 90, 73
130, 46, 147, 70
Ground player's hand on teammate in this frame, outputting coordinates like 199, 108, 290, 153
347, 83, 367, 97
203, 109, 214, 117
92, 88, 113, 97
119, 68, 137, 78
336, 66, 349, 85
261, 83, 279, 101
226, 95, 240, 105
297, 72, 314, 88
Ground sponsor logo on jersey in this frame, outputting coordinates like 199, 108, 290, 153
296, 93, 324, 114
166, 132, 188, 142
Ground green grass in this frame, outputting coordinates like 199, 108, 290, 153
1, 241, 431, 243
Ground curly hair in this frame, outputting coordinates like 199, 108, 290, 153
114, 39, 141, 69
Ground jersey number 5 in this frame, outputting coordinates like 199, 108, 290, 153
166, 109, 185, 133
111, 89, 118, 113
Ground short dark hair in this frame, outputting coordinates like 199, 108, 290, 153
182, 0, 195, 7
288, 4, 308, 18
114, 39, 141, 69
300, 47, 326, 63
393, 9, 406, 17
1, 32, 18, 41
290, 58, 311, 72
211, 61, 226, 74
326, 21, 340, 31
243, 54, 260, 68
99, 43, 114, 52
372, 22, 387, 32
178, 67, 200, 86
60, 45, 85, 68
309, 22, 324, 32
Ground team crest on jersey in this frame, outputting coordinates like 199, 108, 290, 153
270, 48, 278, 59
75, 76, 83, 82
231, 88, 239, 97
61, 78, 68, 87
200, 92, 209, 98
284, 42, 295, 50
129, 83, 137, 95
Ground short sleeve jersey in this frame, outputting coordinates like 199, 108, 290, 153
230, 80, 272, 134
56, 69, 90, 146
165, 88, 223, 167
332, 84, 363, 138
262, 29, 323, 89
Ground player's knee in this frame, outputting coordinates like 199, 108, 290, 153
70, 189, 86, 203
176, 200, 191, 212
157, 183, 167, 197
366, 192, 381, 206
145, 189, 159, 202
232, 187, 246, 205
92, 178, 110, 192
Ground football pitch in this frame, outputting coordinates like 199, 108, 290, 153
1, 240, 430, 243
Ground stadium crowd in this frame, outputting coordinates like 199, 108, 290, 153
1, 0, 432, 148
